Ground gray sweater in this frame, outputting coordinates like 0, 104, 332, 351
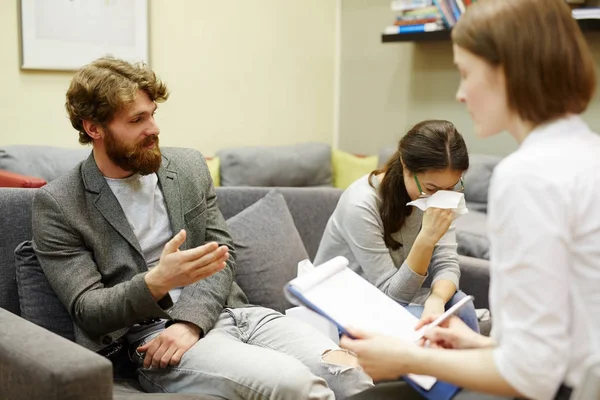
314, 175, 460, 305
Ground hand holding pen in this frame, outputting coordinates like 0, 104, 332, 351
415, 296, 495, 350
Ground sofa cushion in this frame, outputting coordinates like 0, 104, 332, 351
0, 145, 90, 182
217, 142, 332, 187
455, 211, 489, 260
216, 187, 343, 261
226, 190, 309, 313
0, 170, 47, 188
332, 150, 378, 189
378, 145, 397, 168
205, 156, 220, 187
14, 241, 75, 341
463, 154, 503, 210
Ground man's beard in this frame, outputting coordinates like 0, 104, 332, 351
104, 128, 162, 175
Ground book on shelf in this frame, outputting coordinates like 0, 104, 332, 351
433, 0, 456, 27
401, 5, 439, 17
448, 0, 461, 22
394, 17, 440, 26
385, 0, 479, 35
573, 8, 600, 19
391, 0, 433, 12
384, 22, 445, 35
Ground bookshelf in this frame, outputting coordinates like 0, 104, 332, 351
382, 18, 600, 43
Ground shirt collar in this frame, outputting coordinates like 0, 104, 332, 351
520, 114, 589, 149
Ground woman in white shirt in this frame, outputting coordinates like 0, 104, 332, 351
342, 1, 600, 400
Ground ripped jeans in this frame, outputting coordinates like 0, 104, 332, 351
131, 307, 373, 399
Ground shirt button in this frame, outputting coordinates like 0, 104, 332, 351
102, 336, 113, 345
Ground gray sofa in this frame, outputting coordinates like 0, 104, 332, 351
0, 144, 500, 263
0, 185, 492, 400
0, 143, 336, 189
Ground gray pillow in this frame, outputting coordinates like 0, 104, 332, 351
377, 145, 397, 168
217, 142, 332, 187
226, 190, 309, 313
463, 154, 503, 208
455, 211, 490, 260
0, 145, 90, 182
14, 241, 75, 341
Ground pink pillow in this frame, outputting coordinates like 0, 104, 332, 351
0, 169, 46, 188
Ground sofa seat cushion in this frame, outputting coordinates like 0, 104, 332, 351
14, 241, 75, 341
226, 190, 309, 313
455, 211, 489, 260
217, 142, 332, 187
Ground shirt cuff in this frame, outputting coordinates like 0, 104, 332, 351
387, 262, 428, 303
431, 270, 460, 289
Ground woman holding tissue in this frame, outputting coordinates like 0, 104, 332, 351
314, 119, 479, 332
342, 1, 600, 399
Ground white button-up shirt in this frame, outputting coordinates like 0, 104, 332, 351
488, 115, 600, 400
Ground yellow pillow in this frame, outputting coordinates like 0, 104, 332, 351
206, 157, 220, 187
332, 150, 378, 189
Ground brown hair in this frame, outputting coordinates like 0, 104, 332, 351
369, 120, 468, 250
452, 0, 596, 125
66, 57, 169, 145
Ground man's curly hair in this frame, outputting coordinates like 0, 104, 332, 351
65, 57, 169, 145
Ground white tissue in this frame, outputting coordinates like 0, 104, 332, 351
406, 190, 468, 217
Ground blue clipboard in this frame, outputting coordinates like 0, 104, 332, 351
404, 375, 461, 400
287, 283, 464, 399
285, 284, 357, 339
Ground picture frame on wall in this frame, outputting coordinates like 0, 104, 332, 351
19, 0, 149, 71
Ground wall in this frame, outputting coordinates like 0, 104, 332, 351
339, 0, 600, 157
0, 0, 336, 155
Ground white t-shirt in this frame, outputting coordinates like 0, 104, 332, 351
488, 115, 600, 400
106, 173, 181, 342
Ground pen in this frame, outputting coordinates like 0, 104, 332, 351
415, 295, 475, 345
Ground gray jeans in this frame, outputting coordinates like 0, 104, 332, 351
131, 306, 373, 399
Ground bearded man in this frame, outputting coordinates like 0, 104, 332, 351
31, 57, 372, 399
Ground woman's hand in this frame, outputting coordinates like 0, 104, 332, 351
340, 328, 420, 382
416, 315, 495, 350
418, 208, 454, 246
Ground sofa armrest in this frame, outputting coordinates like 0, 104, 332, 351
458, 255, 490, 310
0, 308, 113, 400
0, 169, 46, 188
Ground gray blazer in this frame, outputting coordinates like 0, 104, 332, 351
32, 148, 248, 352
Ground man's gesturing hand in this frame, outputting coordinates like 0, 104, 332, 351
145, 229, 228, 300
